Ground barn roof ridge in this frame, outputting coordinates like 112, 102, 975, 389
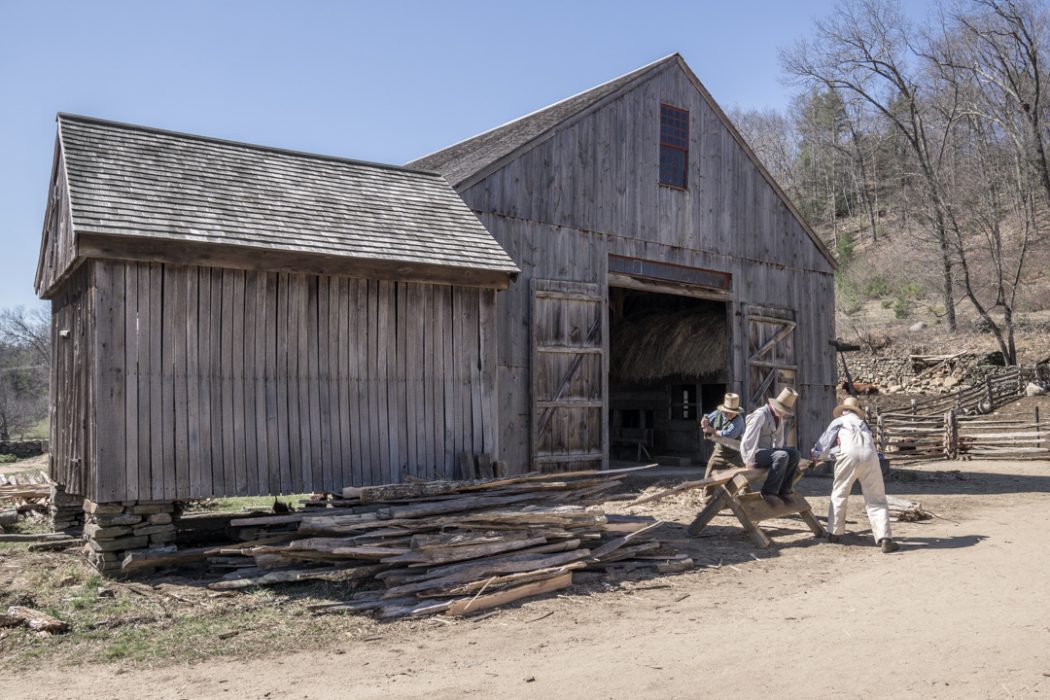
38, 115, 520, 296
406, 54, 680, 186
57, 113, 442, 177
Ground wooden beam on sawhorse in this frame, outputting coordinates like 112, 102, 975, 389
686, 472, 825, 548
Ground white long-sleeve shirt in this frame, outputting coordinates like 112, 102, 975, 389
811, 411, 873, 459
739, 403, 785, 466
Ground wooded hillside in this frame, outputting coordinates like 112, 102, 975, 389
730, 0, 1050, 364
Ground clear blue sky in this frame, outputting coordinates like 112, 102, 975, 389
0, 0, 935, 309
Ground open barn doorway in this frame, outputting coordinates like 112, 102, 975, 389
608, 286, 730, 466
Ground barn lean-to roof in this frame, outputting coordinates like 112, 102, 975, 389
37, 114, 519, 296
408, 53, 836, 269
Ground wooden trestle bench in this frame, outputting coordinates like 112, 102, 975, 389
685, 437, 826, 548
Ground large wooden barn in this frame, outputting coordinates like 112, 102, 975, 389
36, 114, 519, 504
410, 53, 837, 470
37, 53, 836, 512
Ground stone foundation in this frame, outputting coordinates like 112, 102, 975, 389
50, 484, 85, 534
82, 499, 177, 574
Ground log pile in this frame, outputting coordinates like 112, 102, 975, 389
192, 466, 690, 619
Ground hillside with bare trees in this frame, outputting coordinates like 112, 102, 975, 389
731, 0, 1050, 366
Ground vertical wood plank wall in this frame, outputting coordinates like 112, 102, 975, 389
85, 259, 496, 503
49, 266, 93, 498
459, 61, 838, 470
35, 148, 78, 295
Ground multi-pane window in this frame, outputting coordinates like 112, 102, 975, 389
659, 104, 689, 188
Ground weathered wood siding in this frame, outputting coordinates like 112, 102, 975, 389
49, 266, 93, 497
35, 146, 79, 296
459, 61, 837, 469
79, 259, 496, 502
530, 280, 605, 469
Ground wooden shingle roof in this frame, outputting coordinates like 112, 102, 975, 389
52, 114, 519, 288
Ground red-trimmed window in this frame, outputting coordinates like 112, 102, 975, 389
659, 104, 689, 188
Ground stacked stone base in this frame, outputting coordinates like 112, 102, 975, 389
82, 500, 176, 574
50, 484, 85, 534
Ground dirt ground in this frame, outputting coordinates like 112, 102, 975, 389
3, 458, 1049, 699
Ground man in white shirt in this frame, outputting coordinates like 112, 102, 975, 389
739, 387, 800, 504
811, 396, 899, 553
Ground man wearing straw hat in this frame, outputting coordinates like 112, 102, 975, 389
740, 387, 801, 503
699, 393, 745, 495
811, 396, 899, 553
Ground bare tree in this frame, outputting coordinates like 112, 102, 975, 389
0, 306, 51, 369
0, 377, 40, 442
922, 2, 1046, 364
728, 106, 799, 192
781, 0, 960, 330
948, 0, 1050, 207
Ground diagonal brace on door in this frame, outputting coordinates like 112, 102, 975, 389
536, 314, 602, 437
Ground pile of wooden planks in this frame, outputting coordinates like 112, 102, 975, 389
194, 466, 690, 619
0, 472, 50, 503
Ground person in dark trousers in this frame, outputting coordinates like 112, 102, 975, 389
698, 392, 745, 503
739, 387, 800, 505
700, 392, 745, 472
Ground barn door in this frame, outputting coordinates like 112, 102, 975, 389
746, 307, 798, 447
531, 279, 605, 471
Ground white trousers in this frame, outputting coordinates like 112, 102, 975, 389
827, 448, 892, 542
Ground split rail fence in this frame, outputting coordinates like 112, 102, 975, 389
875, 408, 1049, 462
872, 368, 1049, 462
908, 368, 1023, 415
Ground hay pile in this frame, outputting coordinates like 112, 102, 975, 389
611, 310, 726, 383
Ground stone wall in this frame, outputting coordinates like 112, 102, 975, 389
49, 483, 84, 534
82, 500, 176, 574
0, 440, 49, 458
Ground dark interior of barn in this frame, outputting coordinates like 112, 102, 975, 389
608, 287, 729, 465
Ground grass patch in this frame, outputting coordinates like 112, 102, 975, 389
3, 516, 54, 536
0, 548, 378, 670
182, 494, 307, 514
22, 418, 49, 440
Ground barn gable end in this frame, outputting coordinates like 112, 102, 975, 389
411, 54, 838, 471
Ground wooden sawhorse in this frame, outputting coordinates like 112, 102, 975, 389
686, 469, 825, 548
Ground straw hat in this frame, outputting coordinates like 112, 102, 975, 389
768, 387, 798, 416
833, 395, 865, 419
717, 393, 741, 415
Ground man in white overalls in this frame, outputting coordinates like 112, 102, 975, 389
811, 396, 900, 553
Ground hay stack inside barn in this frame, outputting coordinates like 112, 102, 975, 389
609, 288, 729, 463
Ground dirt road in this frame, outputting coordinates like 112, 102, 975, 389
4, 459, 1049, 699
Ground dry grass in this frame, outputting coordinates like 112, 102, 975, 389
0, 548, 382, 670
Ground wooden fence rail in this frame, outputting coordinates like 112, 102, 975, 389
908, 367, 1023, 416
875, 404, 1048, 462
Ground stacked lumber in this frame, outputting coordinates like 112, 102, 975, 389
0, 472, 50, 503
195, 466, 688, 619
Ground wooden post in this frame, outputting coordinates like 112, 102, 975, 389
944, 410, 957, 460
1036, 407, 1042, 451
910, 399, 917, 416
876, 408, 886, 454
985, 376, 994, 409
